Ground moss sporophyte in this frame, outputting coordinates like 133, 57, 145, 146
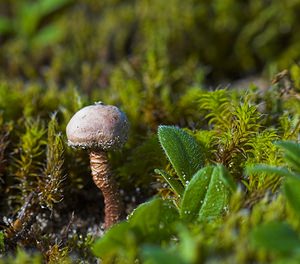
66, 102, 129, 229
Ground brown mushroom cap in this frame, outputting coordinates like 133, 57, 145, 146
66, 103, 129, 151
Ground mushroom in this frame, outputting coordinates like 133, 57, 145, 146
66, 102, 129, 229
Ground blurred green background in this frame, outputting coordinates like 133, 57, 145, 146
1, 0, 300, 88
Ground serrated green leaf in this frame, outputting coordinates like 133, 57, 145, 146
181, 165, 234, 221
155, 169, 184, 196
158, 126, 204, 185
251, 221, 300, 254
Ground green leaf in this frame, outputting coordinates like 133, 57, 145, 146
180, 166, 213, 221
32, 24, 63, 48
158, 126, 204, 185
276, 141, 300, 173
284, 177, 300, 216
129, 198, 179, 242
92, 198, 179, 260
38, 0, 73, 17
181, 165, 234, 221
155, 169, 184, 196
177, 225, 198, 263
142, 246, 187, 264
17, 0, 73, 37
276, 141, 300, 158
246, 164, 300, 180
251, 221, 300, 254
198, 165, 232, 221
218, 164, 237, 192
92, 221, 131, 258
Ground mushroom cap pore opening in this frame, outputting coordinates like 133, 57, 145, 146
66, 104, 129, 150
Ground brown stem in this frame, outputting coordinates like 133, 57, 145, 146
89, 150, 123, 229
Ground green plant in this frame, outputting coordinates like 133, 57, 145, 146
0, 231, 4, 253
180, 164, 236, 222
0, 248, 42, 264
92, 126, 237, 262
156, 126, 236, 219
0, 0, 73, 48
157, 126, 205, 186
246, 141, 300, 261
92, 198, 179, 263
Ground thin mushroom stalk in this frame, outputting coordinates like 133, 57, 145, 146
66, 102, 129, 229
90, 150, 123, 228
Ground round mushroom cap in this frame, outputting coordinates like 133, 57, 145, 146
66, 103, 129, 151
